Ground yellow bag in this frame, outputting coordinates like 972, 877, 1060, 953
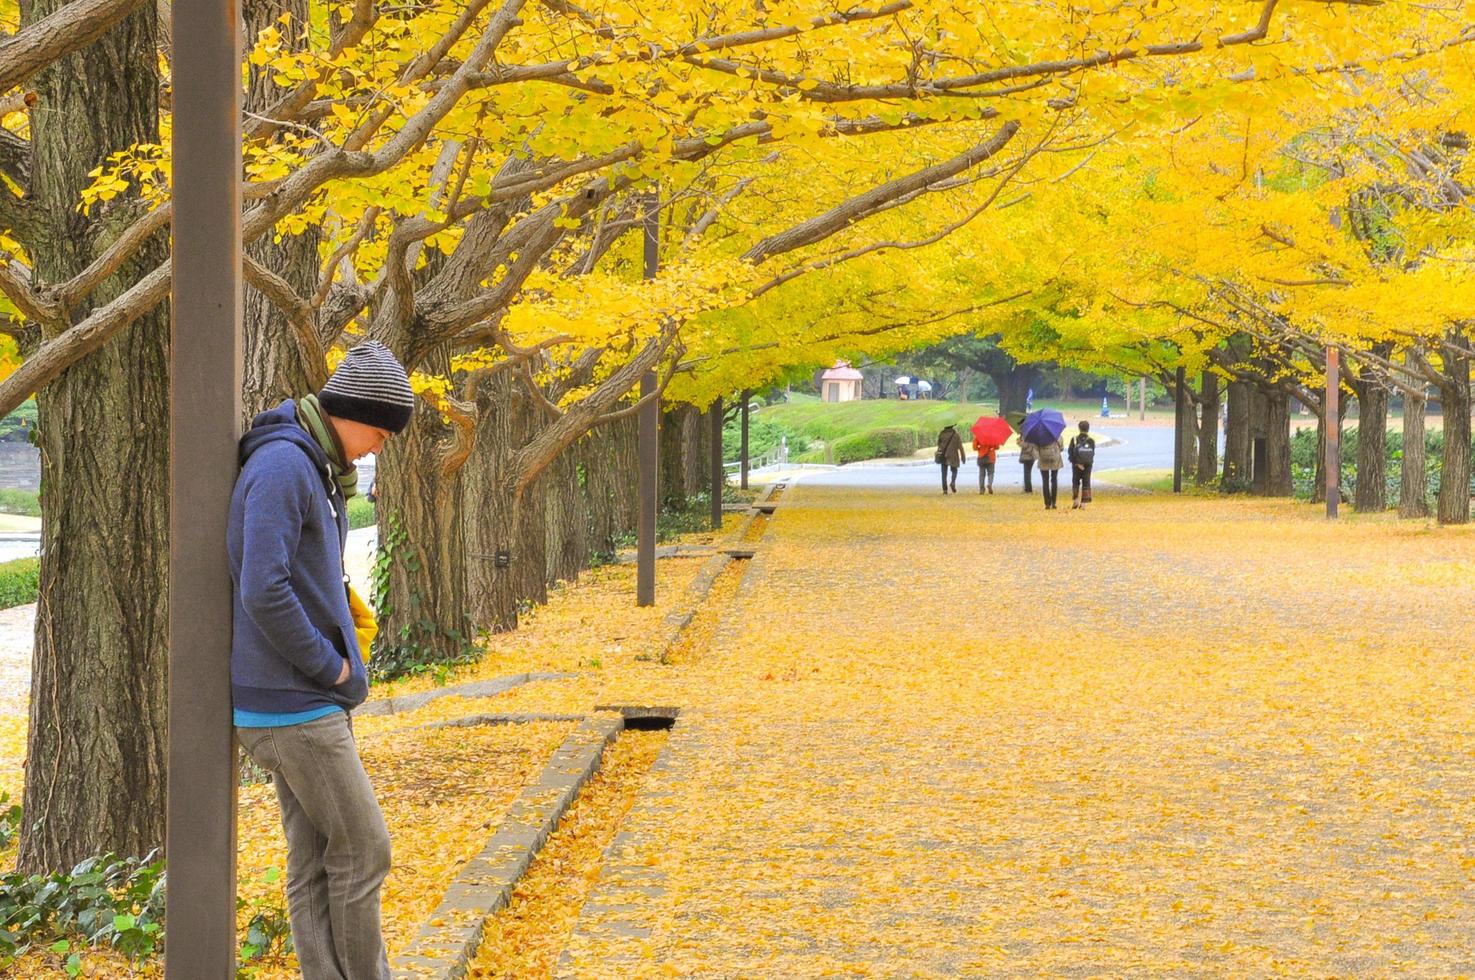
347, 585, 378, 663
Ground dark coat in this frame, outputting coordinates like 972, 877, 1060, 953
937, 427, 965, 466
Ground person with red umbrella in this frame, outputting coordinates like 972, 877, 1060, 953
970, 416, 1011, 495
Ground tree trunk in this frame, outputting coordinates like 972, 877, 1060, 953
1436, 334, 1471, 525
581, 415, 638, 555
1195, 372, 1219, 485
1400, 386, 1429, 519
1263, 389, 1293, 497
241, 0, 319, 421
1222, 380, 1251, 491
373, 396, 473, 666
1353, 365, 1389, 513
991, 365, 1039, 417
1176, 383, 1197, 485
19, 0, 168, 872
544, 448, 588, 587
681, 406, 710, 500
659, 405, 690, 511
463, 373, 541, 632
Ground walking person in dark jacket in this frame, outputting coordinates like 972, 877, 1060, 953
937, 424, 966, 493
1018, 436, 1037, 493
231, 341, 415, 980
1036, 434, 1064, 509
1069, 420, 1097, 509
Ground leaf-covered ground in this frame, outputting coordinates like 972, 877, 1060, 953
557, 485, 1475, 975
7, 487, 1475, 975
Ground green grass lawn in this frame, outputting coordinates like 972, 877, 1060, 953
764, 398, 1132, 443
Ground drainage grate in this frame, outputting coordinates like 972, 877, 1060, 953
595, 704, 680, 730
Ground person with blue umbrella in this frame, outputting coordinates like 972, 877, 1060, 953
1020, 409, 1066, 509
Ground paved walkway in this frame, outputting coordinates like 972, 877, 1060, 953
559, 483, 1475, 975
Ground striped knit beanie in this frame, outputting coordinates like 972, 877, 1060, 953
318, 341, 416, 434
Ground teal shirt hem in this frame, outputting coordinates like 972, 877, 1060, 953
233, 705, 344, 728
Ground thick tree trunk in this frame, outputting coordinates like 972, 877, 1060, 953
1436, 336, 1471, 525
1400, 388, 1429, 519
1263, 389, 1293, 497
373, 397, 472, 666
240, 0, 319, 420
464, 373, 542, 632
1353, 368, 1389, 513
544, 448, 588, 587
991, 365, 1039, 417
581, 415, 639, 555
19, 0, 167, 872
1196, 371, 1219, 485
1222, 380, 1251, 491
658, 405, 688, 511
681, 406, 711, 500
1176, 385, 1198, 484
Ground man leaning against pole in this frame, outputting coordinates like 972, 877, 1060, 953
229, 341, 415, 979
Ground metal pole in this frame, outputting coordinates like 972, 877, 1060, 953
167, 0, 241, 968
637, 372, 658, 605
1173, 367, 1184, 493
1326, 346, 1339, 519
740, 390, 751, 490
636, 193, 659, 606
1139, 377, 1146, 421
710, 398, 724, 530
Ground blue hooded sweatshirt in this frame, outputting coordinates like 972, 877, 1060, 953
228, 400, 369, 723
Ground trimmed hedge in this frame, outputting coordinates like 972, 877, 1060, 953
0, 488, 40, 517
0, 557, 39, 609
831, 425, 918, 464
347, 496, 376, 531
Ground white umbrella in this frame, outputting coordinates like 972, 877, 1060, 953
916, 380, 933, 392
894, 376, 912, 385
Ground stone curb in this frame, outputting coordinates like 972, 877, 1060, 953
414, 712, 589, 731
648, 481, 783, 663
391, 712, 624, 979
356, 671, 578, 717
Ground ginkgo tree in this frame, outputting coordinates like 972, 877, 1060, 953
2, 0, 1471, 872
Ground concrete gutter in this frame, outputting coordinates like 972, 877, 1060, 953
392, 712, 624, 979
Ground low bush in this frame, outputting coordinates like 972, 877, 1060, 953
0, 557, 39, 610
346, 496, 376, 531
830, 426, 918, 464
0, 851, 165, 972
1290, 427, 1475, 504
0, 489, 40, 517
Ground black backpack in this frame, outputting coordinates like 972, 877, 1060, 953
1073, 436, 1095, 466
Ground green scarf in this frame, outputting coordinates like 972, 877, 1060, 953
297, 394, 359, 502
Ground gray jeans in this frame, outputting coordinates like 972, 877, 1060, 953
237, 712, 392, 980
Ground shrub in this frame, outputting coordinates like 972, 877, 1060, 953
830, 426, 917, 464
830, 431, 885, 464
0, 557, 39, 610
346, 496, 376, 530
872, 426, 919, 457
0, 489, 40, 517
1290, 426, 1475, 505
0, 851, 165, 971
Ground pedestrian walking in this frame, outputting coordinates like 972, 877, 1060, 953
973, 438, 996, 494
1036, 433, 1064, 509
1018, 436, 1037, 493
936, 424, 965, 493
231, 340, 416, 980
1069, 420, 1096, 509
